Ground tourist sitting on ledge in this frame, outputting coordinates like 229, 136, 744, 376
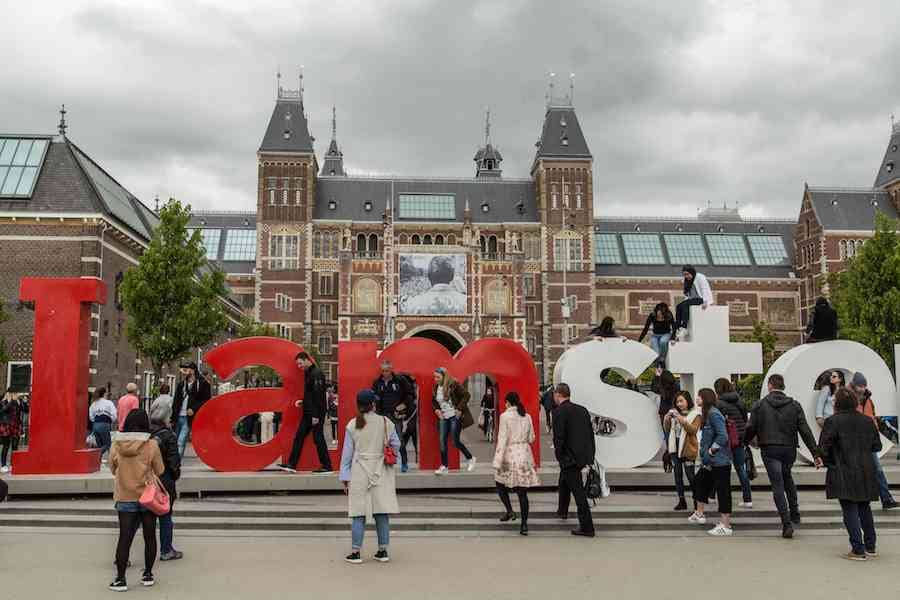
673, 265, 714, 340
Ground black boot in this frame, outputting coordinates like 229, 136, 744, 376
674, 497, 688, 511
500, 512, 518, 522
520, 522, 529, 536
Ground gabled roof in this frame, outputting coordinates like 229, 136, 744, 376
533, 106, 591, 165
0, 134, 158, 242
874, 124, 900, 188
806, 186, 896, 231
314, 176, 537, 224
259, 99, 314, 154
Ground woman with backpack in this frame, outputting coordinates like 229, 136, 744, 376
493, 392, 540, 535
715, 378, 753, 509
339, 390, 400, 564
149, 397, 183, 562
688, 388, 734, 536
663, 390, 701, 510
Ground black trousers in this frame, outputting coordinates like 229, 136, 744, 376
693, 465, 733, 514
0, 435, 18, 466
761, 446, 799, 526
400, 423, 417, 466
287, 416, 332, 470
558, 467, 594, 534
672, 456, 696, 500
115, 510, 157, 579
675, 297, 704, 330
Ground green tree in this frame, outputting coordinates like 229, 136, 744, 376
830, 211, 900, 371
236, 317, 279, 385
119, 198, 228, 379
734, 320, 778, 410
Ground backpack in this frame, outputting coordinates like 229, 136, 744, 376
725, 417, 740, 450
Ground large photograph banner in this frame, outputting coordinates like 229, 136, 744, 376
398, 253, 467, 315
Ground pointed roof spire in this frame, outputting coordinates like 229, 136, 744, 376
321, 104, 346, 176
569, 72, 575, 106
484, 107, 491, 145
276, 67, 281, 99
58, 104, 67, 136
299, 65, 305, 105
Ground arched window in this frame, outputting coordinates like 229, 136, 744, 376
398, 233, 408, 245
354, 278, 381, 314
839, 240, 847, 260
435, 234, 444, 245
411, 234, 421, 245
369, 234, 378, 254
479, 235, 487, 253
357, 233, 367, 254
423, 234, 433, 245
448, 234, 456, 245
488, 235, 498, 254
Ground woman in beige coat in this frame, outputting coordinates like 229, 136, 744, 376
493, 392, 540, 535
340, 390, 401, 564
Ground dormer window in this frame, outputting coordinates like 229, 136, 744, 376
328, 198, 337, 210
364, 201, 373, 212
283, 130, 291, 139
560, 116, 567, 127
887, 162, 895, 173
716, 225, 725, 232
481, 202, 490, 213
330, 169, 336, 175
561, 135, 569, 146
892, 144, 898, 152
285, 112, 292, 120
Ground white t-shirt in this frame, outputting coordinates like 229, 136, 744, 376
436, 387, 456, 420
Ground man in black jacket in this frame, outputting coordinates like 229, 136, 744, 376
552, 383, 596, 537
745, 374, 823, 539
171, 361, 212, 459
372, 361, 414, 471
805, 296, 839, 342
279, 352, 332, 473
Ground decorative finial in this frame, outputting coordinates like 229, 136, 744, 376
299, 65, 305, 105
484, 107, 491, 146
547, 72, 556, 108
154, 194, 160, 212
332, 105, 337, 142
569, 72, 575, 105
58, 104, 67, 136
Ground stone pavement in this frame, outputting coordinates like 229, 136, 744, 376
1, 526, 896, 599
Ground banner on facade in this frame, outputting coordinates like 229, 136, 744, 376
398, 253, 467, 315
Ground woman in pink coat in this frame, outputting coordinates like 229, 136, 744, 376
493, 391, 540, 535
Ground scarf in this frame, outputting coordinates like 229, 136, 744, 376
667, 407, 701, 457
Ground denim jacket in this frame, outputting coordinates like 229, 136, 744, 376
699, 407, 732, 467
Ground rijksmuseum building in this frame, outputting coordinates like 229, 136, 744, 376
1, 78, 899, 391
186, 79, 900, 383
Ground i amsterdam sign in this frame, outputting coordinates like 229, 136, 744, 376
10, 277, 899, 475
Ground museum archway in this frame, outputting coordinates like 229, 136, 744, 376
406, 326, 465, 355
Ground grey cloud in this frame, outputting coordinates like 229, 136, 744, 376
0, 0, 897, 219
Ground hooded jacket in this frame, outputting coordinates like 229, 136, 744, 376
109, 432, 165, 502
806, 298, 838, 341
745, 390, 820, 457
716, 391, 748, 442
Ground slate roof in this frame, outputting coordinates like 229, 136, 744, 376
873, 125, 900, 188
314, 177, 538, 224
0, 134, 158, 242
259, 99, 314, 154
533, 106, 591, 163
321, 138, 345, 176
593, 217, 797, 279
806, 186, 896, 231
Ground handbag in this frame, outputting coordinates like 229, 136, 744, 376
383, 418, 397, 466
85, 432, 98, 448
745, 446, 758, 480
139, 473, 171, 516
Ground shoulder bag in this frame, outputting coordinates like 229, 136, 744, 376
139, 473, 171, 515
383, 417, 397, 466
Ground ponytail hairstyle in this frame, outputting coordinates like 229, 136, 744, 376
355, 390, 377, 429
505, 391, 526, 417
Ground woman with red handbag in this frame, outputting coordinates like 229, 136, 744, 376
109, 409, 165, 592
339, 390, 400, 565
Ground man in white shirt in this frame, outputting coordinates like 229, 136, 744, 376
674, 264, 714, 339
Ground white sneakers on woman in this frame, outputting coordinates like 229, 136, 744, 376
434, 458, 476, 475
434, 466, 448, 476
688, 512, 706, 525
707, 523, 734, 536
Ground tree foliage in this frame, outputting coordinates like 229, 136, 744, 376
236, 317, 279, 385
830, 211, 900, 371
119, 198, 228, 376
734, 320, 778, 410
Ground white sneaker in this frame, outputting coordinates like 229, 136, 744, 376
739, 501, 753, 509
466, 457, 477, 472
0, 466, 8, 473
434, 466, 448, 476
707, 523, 734, 537
688, 512, 706, 525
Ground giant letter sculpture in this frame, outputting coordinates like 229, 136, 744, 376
766, 340, 897, 462
194, 337, 335, 471
12, 277, 105, 474
667, 305, 762, 395
554, 338, 661, 469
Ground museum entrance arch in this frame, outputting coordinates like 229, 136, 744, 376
404, 325, 465, 355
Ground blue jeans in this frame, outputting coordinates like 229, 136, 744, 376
175, 415, 190, 458
731, 446, 752, 503
649, 333, 671, 363
351, 514, 390, 550
872, 452, 895, 505
439, 416, 472, 466
159, 511, 174, 554
92, 421, 112, 458
840, 499, 876, 555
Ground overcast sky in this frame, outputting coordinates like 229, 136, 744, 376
2, 0, 899, 219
